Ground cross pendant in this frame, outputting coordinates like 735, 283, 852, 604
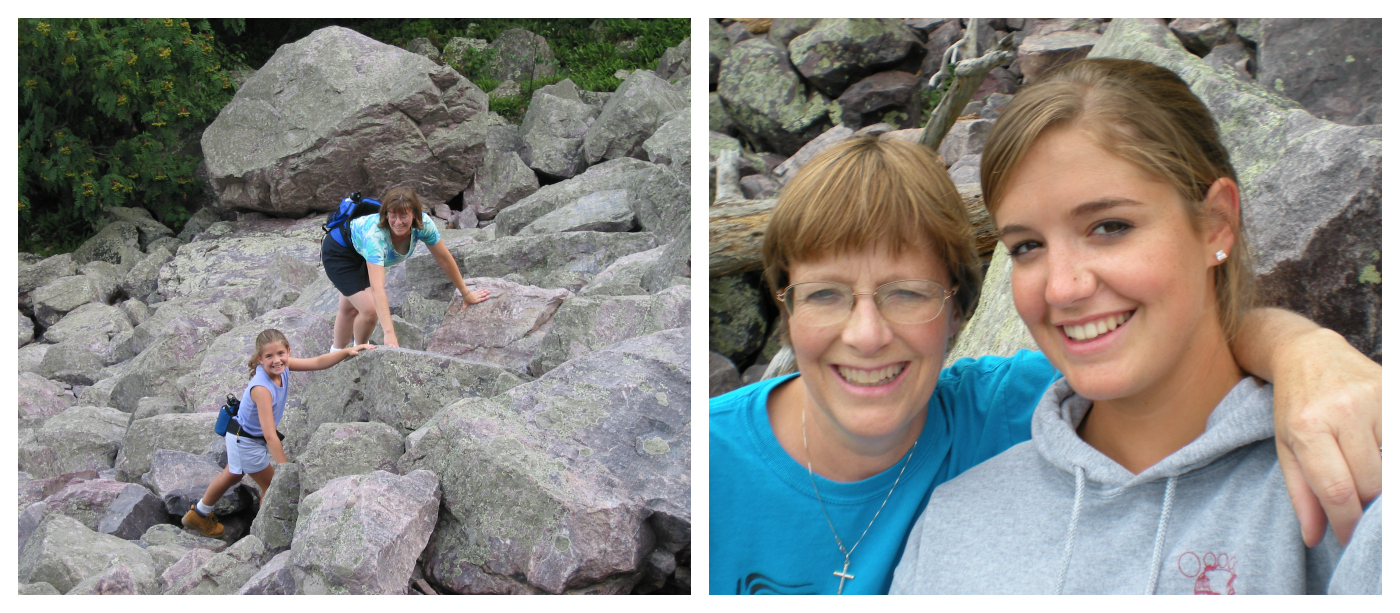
833, 560, 855, 595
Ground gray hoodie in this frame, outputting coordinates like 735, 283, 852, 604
891, 377, 1381, 594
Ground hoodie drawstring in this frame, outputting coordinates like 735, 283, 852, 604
1143, 475, 1178, 594
1055, 465, 1087, 594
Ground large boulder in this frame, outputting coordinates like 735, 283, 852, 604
177, 307, 333, 415
247, 462, 301, 554
717, 37, 838, 156
788, 18, 923, 97
577, 245, 664, 297
407, 230, 658, 295
287, 470, 441, 594
20, 310, 35, 347
19, 253, 78, 297
161, 534, 268, 595
297, 346, 526, 441
948, 243, 1038, 361
709, 272, 772, 366
72, 220, 142, 267
519, 79, 598, 180
529, 285, 690, 375
406, 328, 689, 594
18, 405, 128, 478
109, 315, 226, 413
142, 449, 255, 516
643, 110, 691, 169
424, 278, 572, 374
113, 412, 222, 482
583, 70, 688, 164
517, 189, 638, 235
35, 341, 105, 386
33, 478, 135, 531
202, 26, 491, 215
493, 157, 687, 239
19, 514, 159, 594
487, 28, 557, 83
298, 422, 404, 501
96, 482, 169, 540
42, 302, 134, 364
1091, 19, 1382, 361
32, 275, 100, 328
1255, 18, 1381, 126
19, 372, 74, 430
247, 253, 322, 315
462, 145, 541, 222
158, 233, 321, 301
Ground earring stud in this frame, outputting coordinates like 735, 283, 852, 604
1215, 250, 1227, 262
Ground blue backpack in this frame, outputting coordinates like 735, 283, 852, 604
322, 192, 382, 248
214, 394, 240, 436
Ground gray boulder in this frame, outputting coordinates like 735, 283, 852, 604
836, 70, 922, 129
488, 28, 556, 83
441, 36, 489, 67
583, 70, 687, 164
18, 405, 128, 478
937, 118, 995, 164
288, 470, 441, 594
18, 342, 48, 374
640, 228, 691, 293
248, 253, 321, 315
32, 275, 100, 328
36, 341, 104, 386
32, 478, 132, 531
65, 563, 143, 594
19, 252, 78, 297
176, 207, 226, 242
462, 146, 541, 221
1018, 28, 1102, 84
578, 245, 664, 297
161, 534, 268, 595
404, 37, 441, 63
788, 19, 922, 97
656, 37, 691, 81
248, 462, 300, 553
494, 157, 685, 238
643, 110, 691, 169
19, 372, 73, 430
105, 206, 175, 249
96, 482, 169, 539
298, 422, 404, 501
529, 285, 690, 375
20, 582, 61, 594
158, 235, 321, 300
709, 273, 771, 366
202, 26, 490, 215
19, 514, 158, 594
41, 302, 133, 364
80, 260, 125, 304
718, 37, 837, 156
109, 315, 225, 413
1092, 18, 1382, 361
235, 549, 297, 594
407, 230, 658, 295
113, 412, 221, 482
423, 278, 572, 374
72, 220, 142, 267
140, 523, 229, 553
1256, 18, 1380, 126
142, 449, 254, 516
132, 396, 189, 421
710, 352, 743, 398
519, 79, 598, 180
408, 329, 689, 594
19, 310, 35, 347
518, 189, 637, 235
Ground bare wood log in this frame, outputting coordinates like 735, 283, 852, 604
919, 22, 1017, 152
710, 185, 997, 278
414, 578, 438, 595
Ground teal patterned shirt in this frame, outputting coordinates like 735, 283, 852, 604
349, 213, 441, 268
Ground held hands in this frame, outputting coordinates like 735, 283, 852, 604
345, 343, 376, 357
1273, 328, 1382, 546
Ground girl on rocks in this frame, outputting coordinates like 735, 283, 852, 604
708, 135, 1381, 594
320, 185, 491, 349
890, 58, 1380, 594
181, 328, 374, 537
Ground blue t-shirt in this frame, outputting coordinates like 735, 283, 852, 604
709, 350, 1059, 594
236, 365, 288, 437
349, 212, 441, 268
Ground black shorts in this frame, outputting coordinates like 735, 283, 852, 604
320, 233, 370, 297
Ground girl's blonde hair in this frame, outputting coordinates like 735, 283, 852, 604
378, 185, 425, 232
247, 329, 290, 379
980, 58, 1255, 340
762, 136, 983, 343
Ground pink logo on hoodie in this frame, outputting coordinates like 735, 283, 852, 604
1178, 552, 1237, 595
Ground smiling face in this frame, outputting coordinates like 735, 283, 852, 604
996, 126, 1232, 403
786, 243, 955, 446
256, 341, 290, 379
385, 210, 414, 238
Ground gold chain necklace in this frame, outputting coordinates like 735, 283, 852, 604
802, 406, 917, 595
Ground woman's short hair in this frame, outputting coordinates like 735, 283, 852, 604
980, 58, 1255, 339
762, 136, 983, 342
378, 185, 425, 232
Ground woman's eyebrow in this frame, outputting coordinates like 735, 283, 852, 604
998, 198, 1145, 237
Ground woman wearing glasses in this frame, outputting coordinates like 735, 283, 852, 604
708, 136, 1381, 594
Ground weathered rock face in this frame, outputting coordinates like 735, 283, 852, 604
161, 534, 268, 595
202, 26, 491, 215
493, 156, 686, 240
142, 449, 254, 516
947, 243, 1038, 362
520, 80, 598, 180
583, 70, 688, 164
288, 470, 441, 594
248, 462, 300, 553
34, 478, 136, 531
20, 253, 78, 297
518, 189, 637, 235
529, 285, 690, 375
644, 111, 691, 169
32, 275, 101, 328
709, 272, 772, 367
424, 278, 572, 373
836, 70, 922, 128
19, 405, 129, 478
298, 422, 405, 501
40, 302, 133, 364
408, 230, 659, 296
158, 232, 322, 301
20, 514, 159, 594
406, 328, 689, 594
1255, 19, 1381, 126
718, 37, 837, 156
113, 413, 222, 482
72, 220, 143, 267
1091, 18, 1382, 361
488, 28, 557, 83
788, 19, 923, 98
36, 341, 105, 386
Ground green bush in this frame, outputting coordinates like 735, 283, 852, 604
18, 18, 237, 253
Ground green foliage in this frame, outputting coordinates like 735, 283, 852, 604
19, 18, 236, 253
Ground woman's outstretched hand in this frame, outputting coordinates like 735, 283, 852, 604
1272, 329, 1381, 547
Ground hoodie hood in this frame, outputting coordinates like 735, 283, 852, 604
1033, 376, 1275, 488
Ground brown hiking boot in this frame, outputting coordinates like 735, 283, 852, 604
181, 504, 225, 537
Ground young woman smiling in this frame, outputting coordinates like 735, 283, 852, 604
891, 58, 1380, 594
709, 134, 1381, 595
